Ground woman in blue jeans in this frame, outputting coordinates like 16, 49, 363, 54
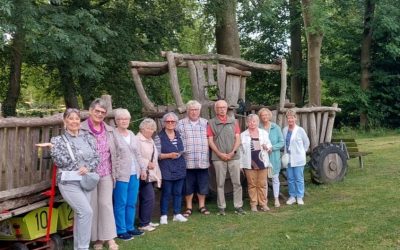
282, 109, 310, 205
113, 108, 147, 241
155, 112, 187, 224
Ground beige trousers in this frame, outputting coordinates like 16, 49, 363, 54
91, 175, 117, 241
213, 160, 243, 209
245, 169, 268, 207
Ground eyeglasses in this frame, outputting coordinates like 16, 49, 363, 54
93, 109, 107, 116
216, 106, 227, 109
66, 108, 80, 114
165, 120, 176, 124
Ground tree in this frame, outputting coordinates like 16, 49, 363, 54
360, 0, 375, 128
1, 0, 36, 116
213, 0, 241, 57
289, 0, 304, 106
301, 0, 323, 106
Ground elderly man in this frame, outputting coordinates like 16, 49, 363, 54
207, 100, 245, 215
178, 100, 210, 217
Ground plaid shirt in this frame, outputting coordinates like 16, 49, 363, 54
177, 117, 209, 169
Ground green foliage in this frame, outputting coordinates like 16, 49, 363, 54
238, 1, 289, 105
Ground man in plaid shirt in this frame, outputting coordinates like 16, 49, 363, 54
177, 100, 211, 216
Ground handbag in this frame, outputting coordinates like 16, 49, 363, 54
62, 135, 100, 191
146, 145, 161, 188
281, 153, 289, 169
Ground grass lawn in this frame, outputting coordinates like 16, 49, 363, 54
67, 132, 400, 249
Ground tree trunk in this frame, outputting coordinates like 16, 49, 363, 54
215, 0, 240, 58
301, 0, 323, 106
59, 65, 79, 108
289, 0, 303, 106
360, 0, 375, 128
2, 31, 24, 117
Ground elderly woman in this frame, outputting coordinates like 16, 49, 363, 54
283, 109, 310, 205
258, 108, 284, 207
240, 114, 272, 212
113, 108, 147, 240
50, 108, 99, 250
136, 118, 162, 232
155, 112, 187, 224
80, 98, 118, 249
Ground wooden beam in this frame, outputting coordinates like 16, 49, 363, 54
130, 68, 156, 112
0, 181, 50, 202
165, 51, 186, 113
279, 59, 287, 110
161, 51, 281, 71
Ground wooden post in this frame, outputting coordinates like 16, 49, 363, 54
224, 75, 240, 109
166, 51, 186, 113
309, 112, 318, 150
130, 68, 156, 112
187, 60, 200, 100
325, 103, 338, 143
320, 111, 329, 143
239, 77, 246, 101
195, 61, 207, 102
279, 59, 287, 110
217, 64, 226, 99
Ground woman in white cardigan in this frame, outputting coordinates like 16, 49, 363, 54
282, 109, 310, 205
240, 114, 272, 212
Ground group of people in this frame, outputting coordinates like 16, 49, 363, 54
49, 98, 310, 250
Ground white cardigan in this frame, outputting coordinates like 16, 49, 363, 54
239, 128, 272, 169
282, 125, 310, 167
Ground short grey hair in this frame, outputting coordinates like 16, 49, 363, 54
258, 108, 272, 119
285, 109, 297, 118
139, 118, 157, 131
89, 98, 108, 111
246, 114, 260, 126
161, 112, 179, 128
114, 108, 131, 120
186, 100, 202, 110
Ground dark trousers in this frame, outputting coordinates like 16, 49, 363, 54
138, 180, 155, 227
160, 178, 185, 215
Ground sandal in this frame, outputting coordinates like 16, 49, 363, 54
198, 206, 210, 215
108, 240, 119, 250
93, 242, 103, 250
182, 208, 192, 217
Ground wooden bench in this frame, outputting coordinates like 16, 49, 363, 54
331, 138, 371, 168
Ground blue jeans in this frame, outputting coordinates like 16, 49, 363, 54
160, 178, 185, 215
113, 175, 139, 235
286, 165, 305, 198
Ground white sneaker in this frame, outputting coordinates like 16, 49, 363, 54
173, 214, 188, 222
160, 215, 168, 225
149, 222, 160, 227
274, 199, 281, 208
286, 197, 296, 205
297, 198, 304, 205
138, 225, 156, 232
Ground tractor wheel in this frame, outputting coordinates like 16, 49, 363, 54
309, 143, 348, 184
10, 243, 28, 250
49, 234, 63, 250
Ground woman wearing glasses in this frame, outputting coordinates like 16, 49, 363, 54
81, 98, 119, 250
154, 112, 187, 225
50, 108, 99, 250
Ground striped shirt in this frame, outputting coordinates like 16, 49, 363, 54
177, 117, 209, 169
